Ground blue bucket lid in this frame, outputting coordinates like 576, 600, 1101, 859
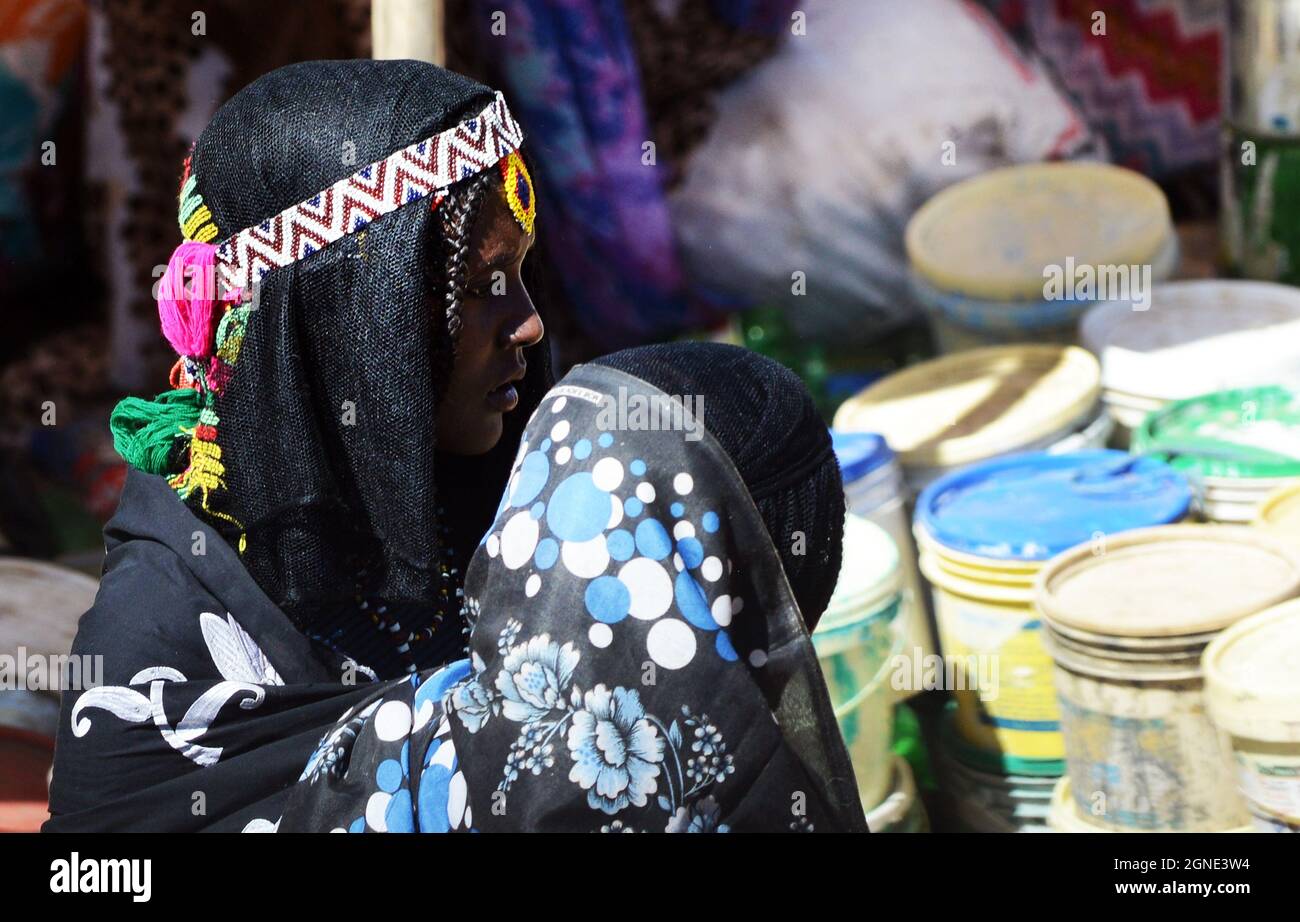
915, 450, 1191, 561
831, 430, 895, 484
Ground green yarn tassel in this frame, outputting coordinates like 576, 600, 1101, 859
110, 389, 202, 476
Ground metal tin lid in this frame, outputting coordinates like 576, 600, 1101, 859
1203, 599, 1300, 743
1081, 281, 1300, 401
833, 345, 1100, 470
1035, 525, 1300, 638
906, 162, 1172, 301
1134, 386, 1300, 479
916, 450, 1190, 562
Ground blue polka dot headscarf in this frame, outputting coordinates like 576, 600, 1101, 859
450, 353, 866, 831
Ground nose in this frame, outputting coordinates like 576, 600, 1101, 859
501, 290, 544, 349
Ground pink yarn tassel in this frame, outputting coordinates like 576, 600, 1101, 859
157, 242, 237, 358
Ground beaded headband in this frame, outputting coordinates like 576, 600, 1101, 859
108, 91, 535, 548
214, 91, 526, 293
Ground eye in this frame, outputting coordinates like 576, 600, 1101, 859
466, 276, 495, 299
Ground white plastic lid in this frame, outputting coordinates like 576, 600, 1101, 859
1035, 525, 1300, 638
1081, 280, 1300, 401
819, 514, 901, 631
1203, 599, 1300, 743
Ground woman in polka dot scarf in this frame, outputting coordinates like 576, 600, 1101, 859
271, 343, 867, 833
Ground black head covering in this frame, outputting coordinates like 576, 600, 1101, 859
591, 342, 843, 629
184, 60, 550, 654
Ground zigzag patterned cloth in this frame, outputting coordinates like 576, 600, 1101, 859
990, 0, 1223, 178
215, 91, 524, 293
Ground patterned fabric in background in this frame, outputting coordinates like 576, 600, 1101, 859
0, 0, 84, 264
90, 0, 371, 392
453, 0, 797, 350
988, 0, 1223, 178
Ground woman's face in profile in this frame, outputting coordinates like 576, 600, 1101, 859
436, 182, 543, 455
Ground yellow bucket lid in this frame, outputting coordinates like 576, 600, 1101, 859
833, 345, 1099, 470
1203, 599, 1300, 743
1035, 525, 1300, 639
1255, 482, 1300, 531
906, 162, 1172, 301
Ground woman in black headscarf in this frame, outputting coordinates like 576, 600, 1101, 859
45, 59, 551, 830
270, 342, 867, 833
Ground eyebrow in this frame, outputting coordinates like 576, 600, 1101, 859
474, 233, 534, 274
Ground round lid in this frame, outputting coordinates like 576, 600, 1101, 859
916, 450, 1190, 562
1081, 281, 1300, 401
1134, 386, 1300, 479
905, 162, 1172, 301
1203, 600, 1300, 740
820, 514, 901, 631
1035, 525, 1300, 638
1256, 483, 1300, 530
830, 430, 895, 484
832, 345, 1100, 470
0, 558, 97, 660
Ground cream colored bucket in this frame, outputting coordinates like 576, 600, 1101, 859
812, 516, 905, 811
1036, 525, 1300, 831
832, 432, 937, 672
905, 162, 1176, 353
1048, 777, 1252, 833
1203, 599, 1300, 832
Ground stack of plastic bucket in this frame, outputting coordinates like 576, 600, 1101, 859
811, 514, 905, 813
905, 162, 1176, 353
933, 702, 1057, 832
1204, 599, 1300, 833
1134, 385, 1300, 522
914, 451, 1191, 778
1081, 280, 1300, 444
830, 431, 934, 666
833, 344, 1111, 496
1036, 525, 1300, 832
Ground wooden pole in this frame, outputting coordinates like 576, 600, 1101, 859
371, 0, 444, 65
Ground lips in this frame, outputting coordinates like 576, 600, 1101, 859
486, 365, 525, 413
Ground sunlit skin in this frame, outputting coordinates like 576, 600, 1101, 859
436, 180, 543, 455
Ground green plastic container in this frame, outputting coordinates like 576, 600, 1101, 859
1134, 386, 1300, 522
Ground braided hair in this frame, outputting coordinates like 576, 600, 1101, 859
434, 171, 494, 389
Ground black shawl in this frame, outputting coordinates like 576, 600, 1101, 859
47, 363, 866, 832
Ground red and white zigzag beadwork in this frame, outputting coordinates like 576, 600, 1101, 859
215, 91, 524, 292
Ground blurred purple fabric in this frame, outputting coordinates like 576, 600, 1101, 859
468, 0, 795, 347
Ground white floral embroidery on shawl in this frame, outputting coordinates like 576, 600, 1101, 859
71, 612, 283, 767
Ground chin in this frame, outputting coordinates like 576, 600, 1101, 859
449, 414, 504, 456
